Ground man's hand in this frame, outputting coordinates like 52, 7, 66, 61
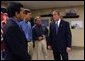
42, 35, 45, 39
48, 45, 52, 50
66, 47, 71, 53
38, 36, 43, 41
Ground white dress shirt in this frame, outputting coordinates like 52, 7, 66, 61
55, 18, 61, 27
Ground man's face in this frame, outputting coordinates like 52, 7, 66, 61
36, 18, 42, 25
19, 8, 25, 20
16, 8, 25, 20
52, 11, 60, 21
25, 13, 31, 21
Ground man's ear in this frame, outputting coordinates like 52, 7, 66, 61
15, 12, 19, 18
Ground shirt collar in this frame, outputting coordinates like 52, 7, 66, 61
23, 19, 29, 23
55, 18, 61, 26
55, 18, 61, 23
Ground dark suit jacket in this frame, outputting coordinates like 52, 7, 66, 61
49, 20, 72, 52
3, 18, 30, 60
32, 25, 48, 41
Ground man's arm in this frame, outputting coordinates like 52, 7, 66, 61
5, 26, 30, 60
48, 23, 53, 49
65, 22, 72, 48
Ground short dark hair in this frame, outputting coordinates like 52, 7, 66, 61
1, 8, 7, 13
7, 2, 23, 17
23, 9, 31, 15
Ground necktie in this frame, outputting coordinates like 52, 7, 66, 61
55, 22, 58, 34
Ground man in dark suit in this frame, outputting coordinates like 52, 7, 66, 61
3, 2, 30, 60
48, 10, 72, 60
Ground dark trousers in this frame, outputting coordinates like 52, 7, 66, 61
4, 50, 14, 60
53, 49, 68, 60
4, 50, 31, 60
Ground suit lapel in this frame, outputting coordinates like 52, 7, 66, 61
51, 20, 63, 35
58, 20, 63, 32
11, 19, 25, 34
52, 22, 57, 35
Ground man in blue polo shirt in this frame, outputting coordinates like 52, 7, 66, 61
19, 9, 33, 60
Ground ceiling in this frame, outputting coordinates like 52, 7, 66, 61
8, 1, 84, 10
